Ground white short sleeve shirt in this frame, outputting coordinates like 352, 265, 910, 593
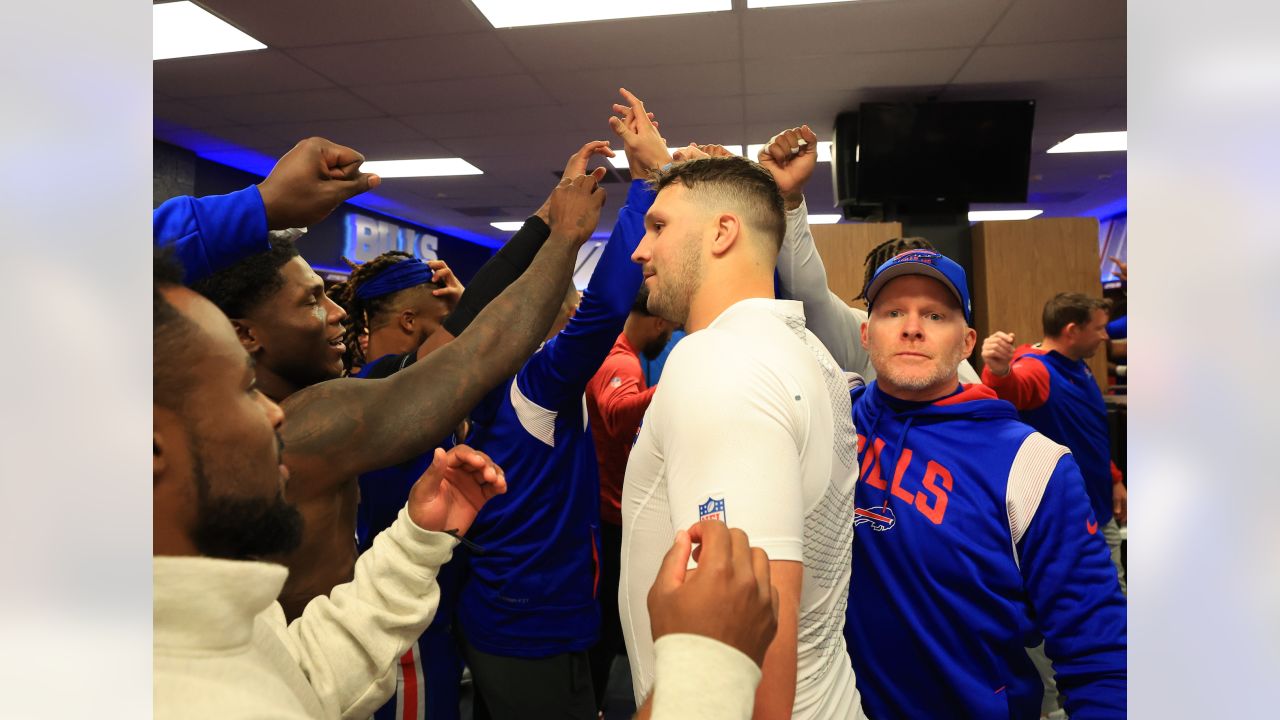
619, 298, 864, 720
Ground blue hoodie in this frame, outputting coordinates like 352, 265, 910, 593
455, 180, 654, 658
153, 186, 270, 284
846, 381, 1126, 719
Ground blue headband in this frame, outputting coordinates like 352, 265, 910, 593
354, 258, 435, 301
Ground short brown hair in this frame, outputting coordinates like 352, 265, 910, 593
651, 156, 786, 252
1042, 292, 1112, 337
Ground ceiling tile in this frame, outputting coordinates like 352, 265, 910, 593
953, 38, 1125, 83
198, 0, 490, 47
498, 12, 740, 72
742, 0, 1008, 56
986, 0, 1127, 45
154, 50, 333, 99
253, 117, 425, 153
535, 62, 741, 105
187, 88, 386, 125
401, 105, 579, 139
154, 98, 231, 129
744, 48, 970, 95
286, 33, 523, 86
351, 75, 554, 115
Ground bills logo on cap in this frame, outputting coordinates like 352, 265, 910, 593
698, 495, 727, 524
853, 505, 896, 532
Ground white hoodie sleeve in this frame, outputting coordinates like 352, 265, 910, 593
280, 507, 456, 719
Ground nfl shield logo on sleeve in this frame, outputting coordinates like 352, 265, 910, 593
698, 495, 726, 524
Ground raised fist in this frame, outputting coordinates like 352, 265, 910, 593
257, 137, 381, 230
756, 125, 819, 210
981, 331, 1017, 377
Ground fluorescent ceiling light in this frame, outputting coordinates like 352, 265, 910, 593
360, 158, 483, 178
1046, 131, 1127, 154
746, 141, 832, 163
808, 214, 843, 224
609, 146, 744, 169
472, 0, 731, 28
748, 0, 861, 7
968, 209, 1043, 222
490, 221, 525, 232
153, 1, 266, 60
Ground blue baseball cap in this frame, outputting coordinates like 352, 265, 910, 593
864, 250, 973, 325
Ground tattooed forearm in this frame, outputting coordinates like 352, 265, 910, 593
279, 232, 582, 486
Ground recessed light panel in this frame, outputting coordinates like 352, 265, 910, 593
490, 221, 525, 232
153, 1, 266, 61
1047, 132, 1127, 154
472, 0, 731, 28
968, 209, 1044, 221
360, 158, 483, 178
807, 214, 843, 224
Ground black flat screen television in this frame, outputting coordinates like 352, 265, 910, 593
853, 100, 1036, 205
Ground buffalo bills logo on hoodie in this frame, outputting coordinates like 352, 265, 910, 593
853, 505, 896, 531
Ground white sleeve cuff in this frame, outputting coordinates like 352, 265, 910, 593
650, 634, 762, 720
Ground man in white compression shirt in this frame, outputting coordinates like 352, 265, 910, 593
615, 101, 864, 720
763, 125, 981, 384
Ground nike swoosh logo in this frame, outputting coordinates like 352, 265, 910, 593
1087, 519, 1099, 535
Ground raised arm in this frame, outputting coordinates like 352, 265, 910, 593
287, 445, 505, 718
758, 126, 868, 374
279, 172, 607, 488
519, 177, 654, 410
981, 332, 1051, 409
153, 137, 379, 284
418, 141, 617, 359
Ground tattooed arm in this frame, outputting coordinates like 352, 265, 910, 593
279, 172, 608, 494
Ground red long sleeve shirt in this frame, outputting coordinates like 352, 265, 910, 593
585, 333, 657, 525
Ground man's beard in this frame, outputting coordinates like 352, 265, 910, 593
645, 233, 703, 325
871, 343, 967, 395
188, 436, 304, 561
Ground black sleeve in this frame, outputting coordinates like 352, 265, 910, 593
441, 215, 552, 337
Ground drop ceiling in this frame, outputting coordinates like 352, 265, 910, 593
153, 0, 1127, 242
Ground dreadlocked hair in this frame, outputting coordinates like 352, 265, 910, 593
856, 236, 936, 301
333, 251, 442, 370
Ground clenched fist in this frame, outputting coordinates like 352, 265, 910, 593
982, 331, 1017, 377
257, 136, 380, 230
756, 125, 820, 210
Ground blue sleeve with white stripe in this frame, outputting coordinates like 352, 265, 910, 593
153, 185, 270, 284
517, 180, 654, 411
1018, 456, 1127, 718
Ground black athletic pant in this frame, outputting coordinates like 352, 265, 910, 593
460, 632, 596, 720
587, 521, 625, 710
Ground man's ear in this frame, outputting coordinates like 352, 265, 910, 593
709, 213, 742, 258
860, 319, 870, 350
963, 327, 978, 356
398, 309, 416, 334
231, 318, 260, 353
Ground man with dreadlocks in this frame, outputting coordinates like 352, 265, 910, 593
336, 252, 463, 374
760, 126, 980, 384
154, 134, 610, 627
